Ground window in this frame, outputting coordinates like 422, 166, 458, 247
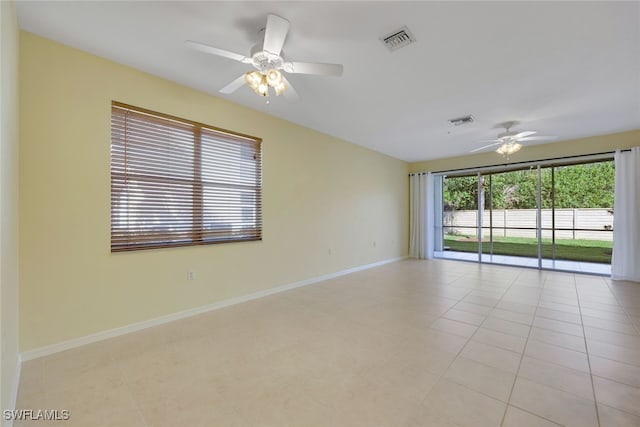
110, 102, 262, 252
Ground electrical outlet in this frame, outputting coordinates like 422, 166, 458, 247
187, 271, 196, 281
373, 241, 377, 247
328, 248, 332, 255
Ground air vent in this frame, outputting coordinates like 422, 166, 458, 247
449, 115, 475, 126
380, 26, 416, 52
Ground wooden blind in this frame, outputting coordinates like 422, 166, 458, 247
110, 102, 262, 252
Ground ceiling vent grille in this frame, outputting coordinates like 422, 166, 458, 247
449, 115, 475, 126
380, 26, 416, 52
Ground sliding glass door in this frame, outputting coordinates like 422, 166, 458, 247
436, 157, 614, 274
442, 174, 479, 260
480, 167, 540, 266
540, 162, 614, 270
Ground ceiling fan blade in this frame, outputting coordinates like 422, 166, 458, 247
185, 40, 251, 63
281, 76, 299, 101
512, 130, 536, 139
219, 75, 247, 94
470, 142, 502, 153
284, 61, 343, 76
518, 135, 558, 142
263, 14, 290, 56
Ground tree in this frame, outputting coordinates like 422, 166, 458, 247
443, 161, 614, 210
553, 162, 614, 208
443, 175, 478, 210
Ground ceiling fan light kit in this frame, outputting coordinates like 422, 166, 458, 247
495, 141, 522, 157
186, 14, 343, 100
244, 69, 287, 97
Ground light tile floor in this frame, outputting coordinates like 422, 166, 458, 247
15, 259, 640, 427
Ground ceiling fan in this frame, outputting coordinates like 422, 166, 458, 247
471, 122, 557, 157
185, 14, 343, 100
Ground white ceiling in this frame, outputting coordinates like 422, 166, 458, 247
17, 1, 640, 162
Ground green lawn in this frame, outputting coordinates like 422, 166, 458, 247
444, 235, 612, 264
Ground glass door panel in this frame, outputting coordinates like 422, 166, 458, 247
481, 168, 540, 265
541, 161, 614, 272
442, 174, 479, 259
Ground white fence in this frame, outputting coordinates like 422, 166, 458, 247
444, 208, 613, 241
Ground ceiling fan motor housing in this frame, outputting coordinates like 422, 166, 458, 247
249, 44, 284, 72
498, 130, 517, 140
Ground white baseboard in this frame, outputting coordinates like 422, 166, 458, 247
20, 256, 406, 361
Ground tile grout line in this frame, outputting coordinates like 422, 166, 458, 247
116, 363, 152, 427
418, 283, 479, 408
504, 403, 565, 427
498, 269, 545, 427
429, 269, 572, 425
601, 277, 640, 338
588, 275, 640, 416
573, 274, 601, 427
510, 325, 640, 398
112, 342, 159, 427
418, 266, 521, 411
527, 307, 640, 357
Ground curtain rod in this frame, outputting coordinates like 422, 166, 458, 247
409, 149, 631, 176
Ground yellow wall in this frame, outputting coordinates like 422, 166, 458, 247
1, 0, 20, 417
19, 32, 409, 352
409, 130, 640, 173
